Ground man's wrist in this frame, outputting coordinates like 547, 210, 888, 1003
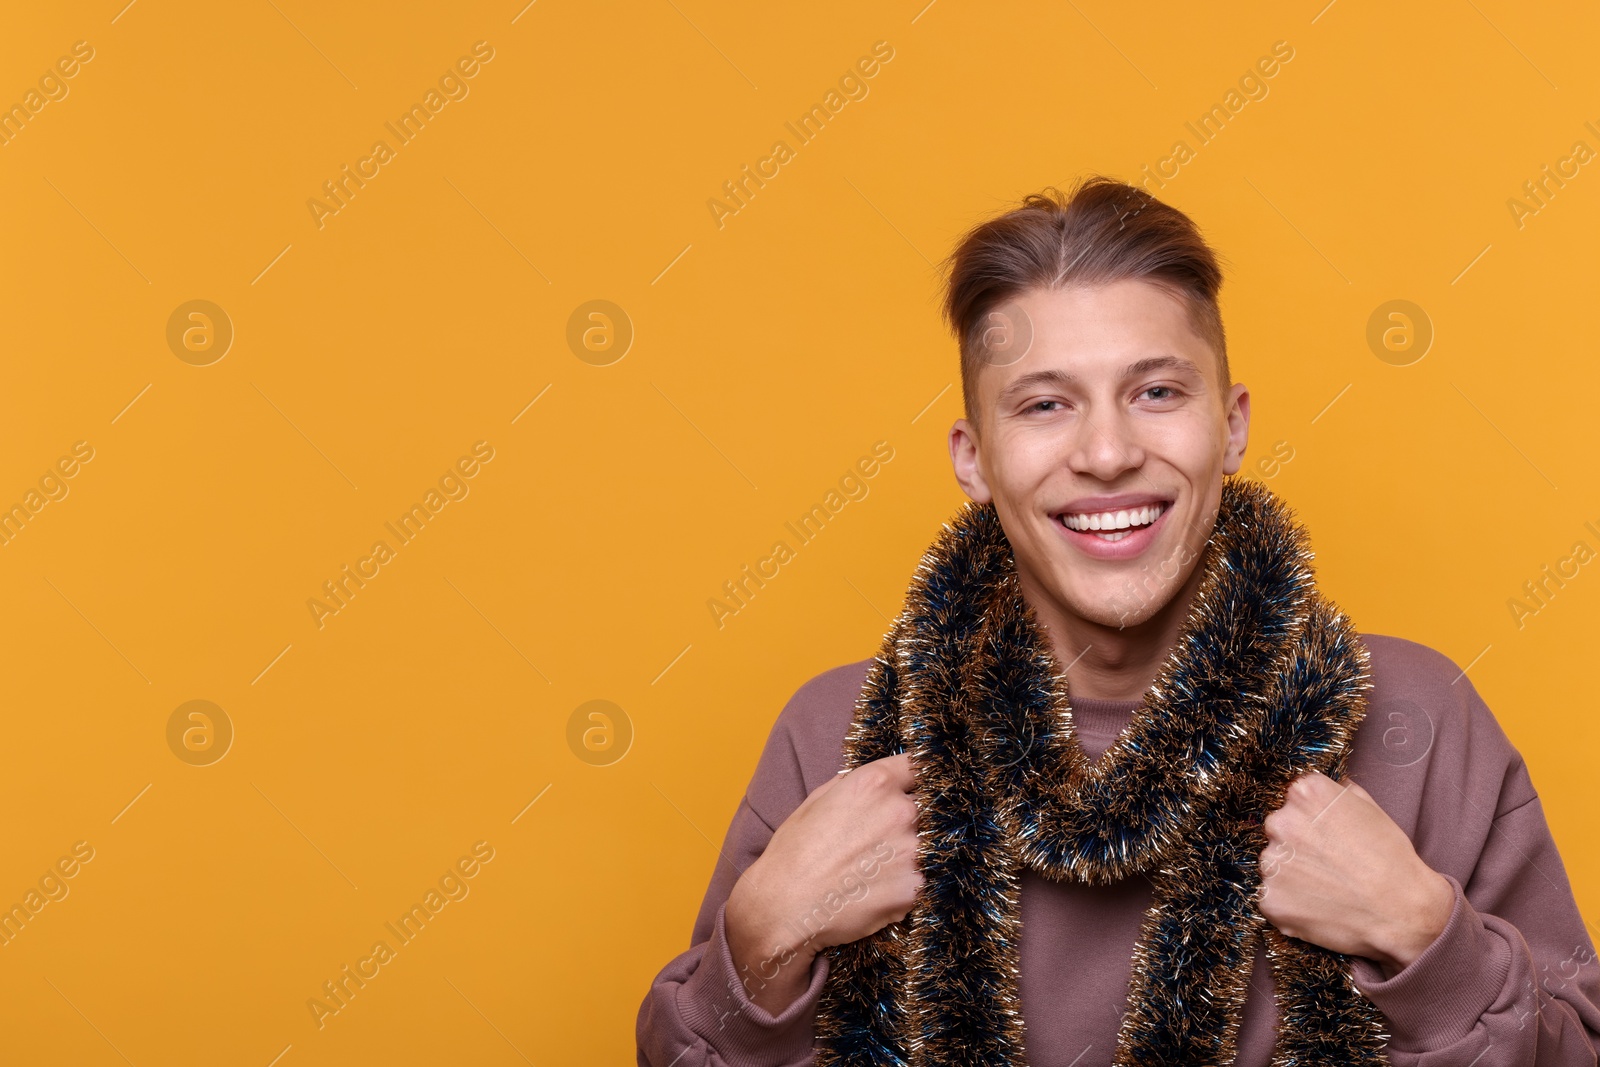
724, 880, 820, 1020
726, 879, 817, 978
1365, 866, 1456, 977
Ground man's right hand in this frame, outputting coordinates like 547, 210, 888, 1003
723, 751, 923, 1017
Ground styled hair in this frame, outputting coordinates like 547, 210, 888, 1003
940, 176, 1229, 433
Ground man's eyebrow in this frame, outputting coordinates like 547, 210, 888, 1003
995, 356, 1202, 405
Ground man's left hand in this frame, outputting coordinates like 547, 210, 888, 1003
1257, 770, 1456, 978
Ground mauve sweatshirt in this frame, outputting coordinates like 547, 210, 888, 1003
637, 633, 1600, 1066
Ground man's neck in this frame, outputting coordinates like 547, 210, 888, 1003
1021, 555, 1211, 702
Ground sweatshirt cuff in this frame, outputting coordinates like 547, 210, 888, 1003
1350, 873, 1511, 1051
677, 899, 828, 1064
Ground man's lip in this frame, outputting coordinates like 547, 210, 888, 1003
1055, 493, 1173, 517
1053, 498, 1173, 558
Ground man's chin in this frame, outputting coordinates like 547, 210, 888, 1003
1046, 537, 1206, 630
1057, 592, 1168, 633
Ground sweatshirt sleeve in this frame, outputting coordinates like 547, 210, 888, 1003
1346, 659, 1600, 1065
635, 795, 832, 1067
637, 665, 861, 1067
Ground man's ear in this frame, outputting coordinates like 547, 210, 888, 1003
949, 417, 992, 503
1221, 383, 1251, 476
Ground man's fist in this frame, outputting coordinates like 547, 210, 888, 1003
1257, 770, 1455, 978
725, 752, 924, 1015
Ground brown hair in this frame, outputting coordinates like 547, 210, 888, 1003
940, 176, 1229, 433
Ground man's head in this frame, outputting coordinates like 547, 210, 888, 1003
943, 176, 1250, 633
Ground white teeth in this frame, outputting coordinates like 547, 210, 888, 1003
1059, 501, 1168, 533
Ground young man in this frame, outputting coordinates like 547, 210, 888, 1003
637, 177, 1600, 1066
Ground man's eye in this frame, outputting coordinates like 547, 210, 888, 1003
1030, 400, 1061, 412
1141, 386, 1176, 401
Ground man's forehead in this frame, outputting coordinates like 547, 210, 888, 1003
977, 286, 1218, 397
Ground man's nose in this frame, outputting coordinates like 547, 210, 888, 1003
1068, 407, 1143, 479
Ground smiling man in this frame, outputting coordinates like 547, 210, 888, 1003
637, 177, 1600, 1067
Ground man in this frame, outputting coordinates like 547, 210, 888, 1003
637, 176, 1600, 1065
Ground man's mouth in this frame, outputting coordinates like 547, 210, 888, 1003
1056, 501, 1170, 542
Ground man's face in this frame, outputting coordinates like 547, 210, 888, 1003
948, 279, 1250, 631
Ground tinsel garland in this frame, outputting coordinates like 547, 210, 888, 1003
813, 476, 1390, 1066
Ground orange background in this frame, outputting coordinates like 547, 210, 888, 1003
1, 1, 1596, 1063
